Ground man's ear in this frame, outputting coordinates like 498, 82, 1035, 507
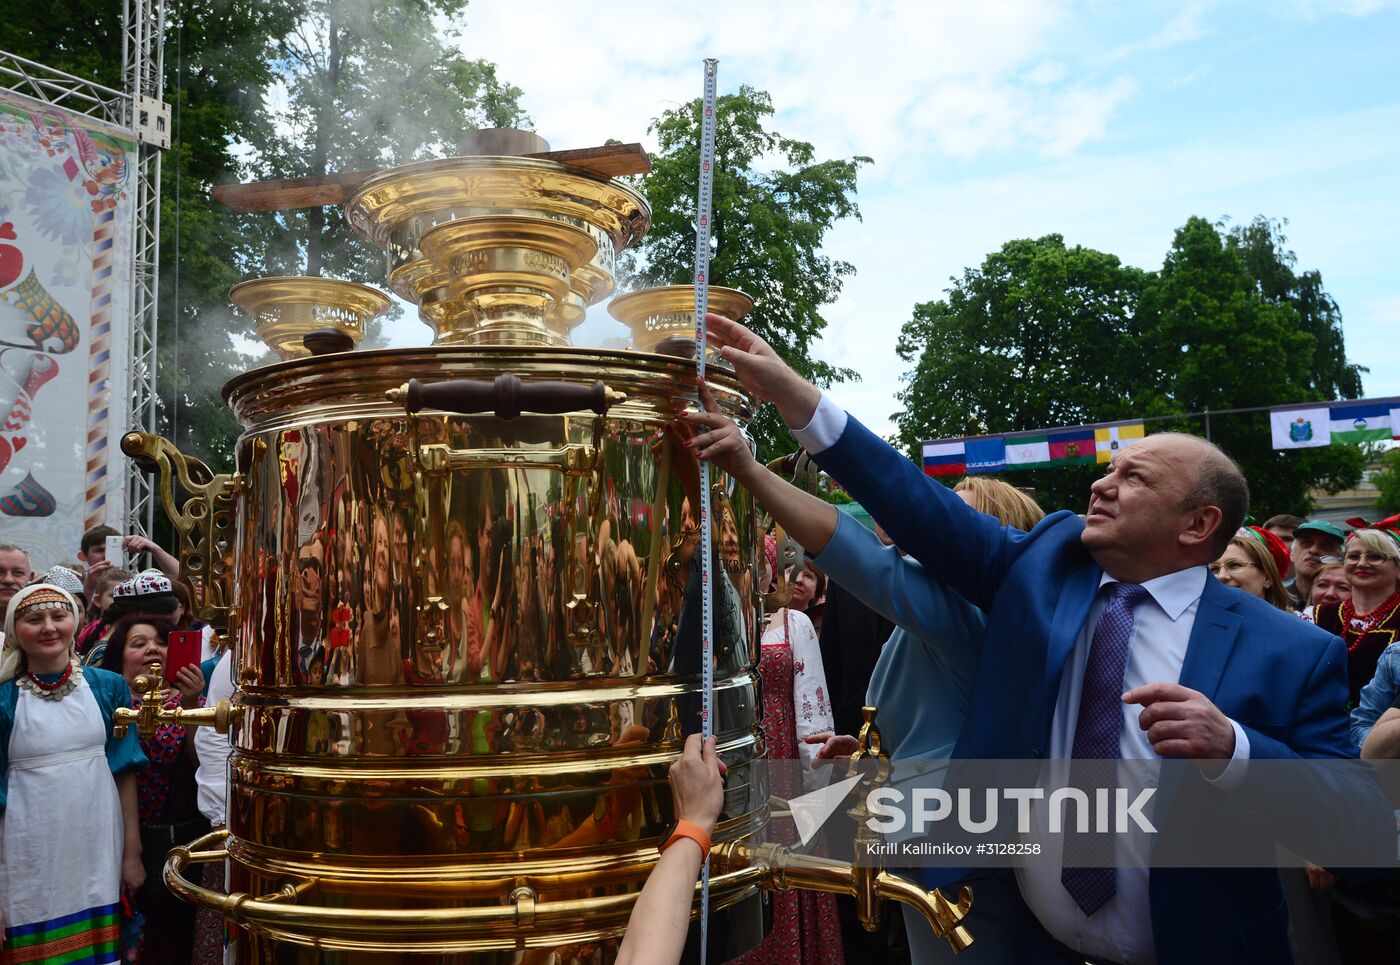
1180, 504, 1224, 552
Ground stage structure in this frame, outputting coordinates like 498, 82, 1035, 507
0, 0, 167, 567
115, 128, 974, 962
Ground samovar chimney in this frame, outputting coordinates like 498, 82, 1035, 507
456, 127, 550, 156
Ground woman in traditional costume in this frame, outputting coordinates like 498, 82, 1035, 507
1315, 522, 1400, 706
0, 583, 145, 963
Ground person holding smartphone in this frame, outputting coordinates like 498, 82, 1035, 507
99, 617, 206, 965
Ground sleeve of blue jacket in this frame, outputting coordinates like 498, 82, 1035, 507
812, 410, 1040, 611
812, 511, 986, 650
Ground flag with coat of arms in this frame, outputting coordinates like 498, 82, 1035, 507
1094, 422, 1146, 463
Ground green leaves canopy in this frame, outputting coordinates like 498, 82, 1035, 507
894, 216, 1366, 514
620, 85, 869, 460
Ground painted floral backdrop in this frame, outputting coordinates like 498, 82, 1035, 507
0, 90, 135, 569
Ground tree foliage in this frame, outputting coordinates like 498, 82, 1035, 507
246, 0, 527, 282
1372, 450, 1400, 516
894, 216, 1366, 514
619, 86, 869, 460
1, 0, 526, 474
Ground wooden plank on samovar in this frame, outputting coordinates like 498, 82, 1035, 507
210, 143, 652, 212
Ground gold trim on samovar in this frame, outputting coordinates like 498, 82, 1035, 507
608, 285, 754, 356
229, 276, 391, 360
126, 132, 972, 962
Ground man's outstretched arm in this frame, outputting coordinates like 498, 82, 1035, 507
703, 313, 1031, 609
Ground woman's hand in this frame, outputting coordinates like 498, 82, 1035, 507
669, 733, 728, 836
172, 664, 205, 709
122, 849, 145, 896
680, 382, 760, 481
803, 731, 861, 760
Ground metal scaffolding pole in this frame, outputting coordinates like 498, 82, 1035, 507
122, 0, 169, 537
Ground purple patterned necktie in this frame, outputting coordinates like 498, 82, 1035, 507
1061, 581, 1150, 916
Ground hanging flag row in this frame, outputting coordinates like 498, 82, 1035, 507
921, 422, 1146, 478
1271, 400, 1400, 450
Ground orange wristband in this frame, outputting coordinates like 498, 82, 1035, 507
659, 819, 711, 858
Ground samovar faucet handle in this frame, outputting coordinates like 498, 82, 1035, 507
111, 661, 237, 740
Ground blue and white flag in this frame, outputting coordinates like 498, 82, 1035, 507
1270, 406, 1331, 449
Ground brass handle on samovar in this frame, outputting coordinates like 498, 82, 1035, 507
112, 662, 237, 739
386, 374, 625, 419
121, 432, 241, 634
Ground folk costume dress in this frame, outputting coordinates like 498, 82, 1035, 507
731, 608, 843, 965
0, 665, 145, 964
1315, 593, 1400, 706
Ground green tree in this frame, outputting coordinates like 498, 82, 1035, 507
894, 218, 1365, 514
1136, 217, 1364, 515
1372, 450, 1400, 516
246, 1, 527, 284
0, 0, 300, 470
892, 235, 1150, 507
619, 86, 869, 460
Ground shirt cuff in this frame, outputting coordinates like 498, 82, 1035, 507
1204, 719, 1250, 790
790, 392, 847, 455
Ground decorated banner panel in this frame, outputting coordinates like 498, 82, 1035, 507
0, 91, 135, 569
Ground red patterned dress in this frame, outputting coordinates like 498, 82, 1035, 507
731, 609, 843, 965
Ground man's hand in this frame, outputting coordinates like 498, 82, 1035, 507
669, 733, 728, 836
803, 731, 860, 760
1304, 862, 1338, 890
1123, 682, 1236, 775
704, 314, 821, 430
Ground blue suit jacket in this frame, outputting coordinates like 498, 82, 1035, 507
814, 412, 1391, 964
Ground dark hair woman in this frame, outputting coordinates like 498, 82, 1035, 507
100, 615, 207, 965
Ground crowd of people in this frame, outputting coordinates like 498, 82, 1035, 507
7, 326, 1400, 965
0, 526, 232, 964
652, 313, 1400, 965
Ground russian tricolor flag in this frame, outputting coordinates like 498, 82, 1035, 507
922, 440, 966, 477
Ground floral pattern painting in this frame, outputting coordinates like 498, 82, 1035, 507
0, 90, 136, 568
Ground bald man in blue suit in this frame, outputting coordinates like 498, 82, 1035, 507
685, 314, 1392, 965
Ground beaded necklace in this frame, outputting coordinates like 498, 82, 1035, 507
1339, 593, 1400, 650
17, 659, 82, 700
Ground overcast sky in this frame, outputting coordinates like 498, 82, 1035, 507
380, 0, 1400, 437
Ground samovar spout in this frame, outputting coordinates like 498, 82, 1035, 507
710, 841, 974, 955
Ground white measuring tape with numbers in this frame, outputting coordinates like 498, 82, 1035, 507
692, 56, 719, 963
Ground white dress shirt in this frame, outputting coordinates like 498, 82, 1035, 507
793, 393, 1249, 965
194, 650, 234, 826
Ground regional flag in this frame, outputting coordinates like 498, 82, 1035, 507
1095, 422, 1146, 463
1392, 409, 1400, 440
1270, 406, 1331, 449
1329, 403, 1392, 443
922, 441, 966, 477
1048, 428, 1096, 466
965, 437, 1007, 475
1004, 434, 1052, 469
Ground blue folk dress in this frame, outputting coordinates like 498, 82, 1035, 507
0, 666, 146, 963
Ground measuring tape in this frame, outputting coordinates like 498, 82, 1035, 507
692, 56, 719, 964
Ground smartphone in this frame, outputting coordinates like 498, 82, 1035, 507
165, 629, 203, 684
104, 534, 125, 568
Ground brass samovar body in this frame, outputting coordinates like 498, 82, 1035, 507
209, 346, 766, 962
133, 138, 971, 961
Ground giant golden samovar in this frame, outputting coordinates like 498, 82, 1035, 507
118, 131, 971, 962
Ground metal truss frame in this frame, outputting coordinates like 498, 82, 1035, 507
0, 2, 168, 538
121, 0, 168, 538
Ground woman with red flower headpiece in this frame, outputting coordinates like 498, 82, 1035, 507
1314, 518, 1400, 706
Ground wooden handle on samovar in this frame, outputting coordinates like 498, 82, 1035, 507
388, 375, 625, 419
